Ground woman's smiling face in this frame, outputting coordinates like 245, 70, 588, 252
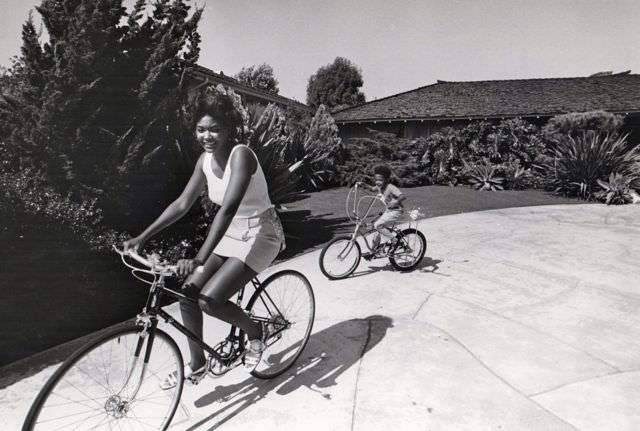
195, 115, 229, 152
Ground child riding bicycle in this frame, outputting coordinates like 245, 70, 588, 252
357, 164, 406, 256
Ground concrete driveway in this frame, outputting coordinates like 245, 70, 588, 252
2, 204, 639, 430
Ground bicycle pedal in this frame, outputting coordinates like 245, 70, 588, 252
185, 375, 205, 386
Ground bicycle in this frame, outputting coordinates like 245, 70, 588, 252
319, 183, 427, 280
23, 247, 315, 430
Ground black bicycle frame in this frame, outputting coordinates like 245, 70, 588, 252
137, 277, 263, 364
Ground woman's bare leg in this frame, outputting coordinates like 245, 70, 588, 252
179, 254, 226, 370
197, 257, 262, 341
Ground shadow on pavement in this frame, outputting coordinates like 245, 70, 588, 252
341, 257, 443, 280
187, 315, 393, 430
277, 210, 352, 260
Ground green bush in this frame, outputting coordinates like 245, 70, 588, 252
499, 159, 542, 190
595, 173, 635, 205
462, 160, 504, 191
422, 118, 546, 188
542, 111, 625, 144
0, 168, 203, 259
337, 130, 429, 187
540, 131, 640, 199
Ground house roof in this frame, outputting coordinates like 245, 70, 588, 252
333, 73, 640, 123
190, 65, 312, 112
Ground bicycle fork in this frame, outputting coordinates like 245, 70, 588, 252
115, 314, 157, 402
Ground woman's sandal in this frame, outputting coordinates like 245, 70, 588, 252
244, 323, 269, 371
159, 364, 207, 390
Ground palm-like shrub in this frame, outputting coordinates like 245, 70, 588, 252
541, 131, 640, 199
244, 104, 304, 206
300, 105, 343, 189
595, 173, 634, 205
463, 160, 504, 191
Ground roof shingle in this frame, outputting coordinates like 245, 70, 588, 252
333, 74, 640, 123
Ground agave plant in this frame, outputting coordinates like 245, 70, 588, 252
244, 104, 304, 206
541, 131, 640, 199
463, 160, 504, 191
300, 105, 343, 189
595, 173, 634, 205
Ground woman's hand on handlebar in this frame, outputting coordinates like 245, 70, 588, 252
176, 258, 202, 277
123, 236, 146, 254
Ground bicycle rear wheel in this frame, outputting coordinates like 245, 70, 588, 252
319, 236, 361, 279
23, 325, 183, 431
247, 270, 315, 379
389, 228, 427, 271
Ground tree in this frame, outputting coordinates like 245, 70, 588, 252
306, 57, 365, 110
235, 63, 279, 94
0, 0, 203, 229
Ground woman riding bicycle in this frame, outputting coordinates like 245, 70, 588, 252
357, 164, 406, 255
123, 85, 284, 388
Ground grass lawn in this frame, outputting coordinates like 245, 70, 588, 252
277, 184, 582, 260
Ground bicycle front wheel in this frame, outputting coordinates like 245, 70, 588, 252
23, 325, 184, 431
389, 228, 427, 271
247, 270, 315, 379
319, 236, 361, 279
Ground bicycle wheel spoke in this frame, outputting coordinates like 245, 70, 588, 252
249, 271, 314, 378
320, 237, 360, 279
26, 328, 183, 431
389, 229, 426, 270
127, 411, 159, 431
44, 390, 106, 412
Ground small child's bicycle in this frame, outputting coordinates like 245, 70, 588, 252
23, 247, 315, 430
319, 183, 427, 280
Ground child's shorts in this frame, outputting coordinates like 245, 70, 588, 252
374, 208, 403, 229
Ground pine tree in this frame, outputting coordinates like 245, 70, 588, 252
1, 0, 203, 229
0, 13, 49, 163
112, 1, 203, 227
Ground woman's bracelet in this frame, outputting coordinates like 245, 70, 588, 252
192, 258, 204, 267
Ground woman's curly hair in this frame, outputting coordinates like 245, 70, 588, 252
193, 86, 244, 140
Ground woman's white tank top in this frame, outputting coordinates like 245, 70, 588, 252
202, 145, 273, 218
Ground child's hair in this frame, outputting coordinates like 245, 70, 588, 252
373, 164, 392, 180
193, 88, 244, 139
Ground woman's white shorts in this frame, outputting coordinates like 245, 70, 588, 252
214, 207, 285, 273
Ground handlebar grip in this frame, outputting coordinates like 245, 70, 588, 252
127, 250, 152, 267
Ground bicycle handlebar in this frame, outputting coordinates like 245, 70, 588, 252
112, 245, 204, 276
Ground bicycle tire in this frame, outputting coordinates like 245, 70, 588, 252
23, 325, 184, 431
246, 270, 315, 379
389, 228, 427, 271
319, 236, 361, 280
